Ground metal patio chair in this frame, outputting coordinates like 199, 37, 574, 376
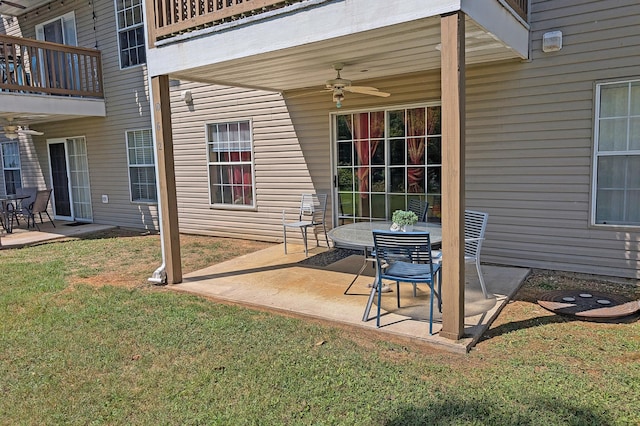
365, 230, 441, 335
24, 188, 55, 231
463, 209, 489, 298
282, 193, 329, 257
408, 199, 429, 222
431, 209, 490, 298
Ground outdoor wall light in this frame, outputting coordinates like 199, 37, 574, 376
542, 30, 563, 52
180, 90, 193, 104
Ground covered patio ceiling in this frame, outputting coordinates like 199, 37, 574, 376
0, 0, 49, 16
153, 15, 526, 94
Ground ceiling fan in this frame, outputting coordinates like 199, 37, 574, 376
325, 63, 390, 108
0, 1, 26, 9
1, 118, 43, 140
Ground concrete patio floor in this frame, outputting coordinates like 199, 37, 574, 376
0, 220, 116, 248
174, 244, 530, 353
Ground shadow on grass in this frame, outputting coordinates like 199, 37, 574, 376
479, 307, 639, 343
385, 397, 613, 426
73, 228, 157, 241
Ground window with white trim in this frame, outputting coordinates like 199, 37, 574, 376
126, 129, 157, 202
593, 79, 640, 226
115, 0, 146, 68
2, 141, 22, 195
207, 120, 255, 207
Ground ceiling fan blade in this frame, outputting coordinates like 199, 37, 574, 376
18, 128, 44, 136
283, 88, 332, 99
0, 1, 27, 9
345, 86, 391, 97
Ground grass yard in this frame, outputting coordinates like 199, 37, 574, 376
1, 229, 639, 425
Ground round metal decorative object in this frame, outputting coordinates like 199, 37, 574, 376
538, 290, 640, 319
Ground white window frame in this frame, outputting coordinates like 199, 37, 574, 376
35, 11, 78, 45
206, 119, 256, 209
126, 129, 157, 204
591, 78, 640, 227
1, 141, 22, 195
114, 0, 146, 69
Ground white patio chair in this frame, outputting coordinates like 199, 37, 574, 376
282, 193, 329, 257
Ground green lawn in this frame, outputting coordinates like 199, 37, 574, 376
1, 230, 639, 425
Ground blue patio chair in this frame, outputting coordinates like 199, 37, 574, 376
366, 230, 441, 334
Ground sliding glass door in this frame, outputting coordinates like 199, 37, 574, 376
334, 105, 442, 223
47, 137, 93, 222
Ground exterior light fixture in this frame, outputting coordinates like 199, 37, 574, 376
333, 90, 344, 108
542, 30, 563, 52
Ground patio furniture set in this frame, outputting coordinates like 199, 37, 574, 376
282, 193, 490, 335
0, 187, 55, 235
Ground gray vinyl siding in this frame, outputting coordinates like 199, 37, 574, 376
168, 73, 442, 244
465, 0, 640, 278
168, 0, 640, 278
3, 2, 157, 230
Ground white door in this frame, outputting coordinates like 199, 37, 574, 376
47, 137, 93, 222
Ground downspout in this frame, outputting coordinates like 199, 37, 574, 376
147, 72, 166, 285
144, 12, 166, 285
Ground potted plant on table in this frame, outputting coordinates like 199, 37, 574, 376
391, 210, 418, 232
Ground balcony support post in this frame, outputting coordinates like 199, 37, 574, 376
440, 11, 466, 341
151, 74, 183, 284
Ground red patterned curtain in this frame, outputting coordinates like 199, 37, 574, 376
223, 151, 252, 204
407, 108, 425, 193
351, 112, 384, 198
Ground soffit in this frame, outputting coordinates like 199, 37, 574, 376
163, 16, 520, 94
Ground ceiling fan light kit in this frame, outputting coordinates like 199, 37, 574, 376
1, 119, 44, 139
325, 63, 390, 108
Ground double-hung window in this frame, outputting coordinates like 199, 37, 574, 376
593, 80, 640, 226
207, 121, 255, 207
126, 129, 157, 203
2, 142, 22, 195
115, 0, 146, 68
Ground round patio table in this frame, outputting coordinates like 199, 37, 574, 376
328, 221, 442, 249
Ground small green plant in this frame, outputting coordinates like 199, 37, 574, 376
392, 209, 418, 226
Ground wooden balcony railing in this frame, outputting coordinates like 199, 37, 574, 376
147, 0, 528, 45
504, 0, 528, 21
0, 34, 103, 98
147, 0, 306, 42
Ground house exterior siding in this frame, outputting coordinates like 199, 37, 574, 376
168, 72, 442, 244
465, 0, 640, 278
165, 0, 640, 278
4, 0, 639, 279
1, 2, 157, 230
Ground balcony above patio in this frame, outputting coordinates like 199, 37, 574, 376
0, 34, 106, 128
145, 0, 529, 93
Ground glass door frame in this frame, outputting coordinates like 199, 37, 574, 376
330, 101, 442, 225
46, 137, 93, 222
